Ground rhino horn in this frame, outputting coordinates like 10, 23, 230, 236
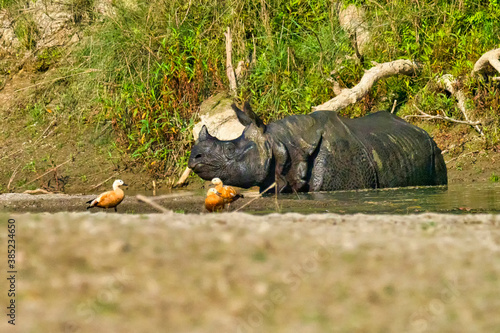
198, 125, 212, 141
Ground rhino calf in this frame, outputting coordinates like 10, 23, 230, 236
188, 102, 447, 193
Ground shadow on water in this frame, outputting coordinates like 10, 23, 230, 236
252, 182, 500, 215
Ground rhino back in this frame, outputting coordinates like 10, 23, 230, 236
341, 111, 447, 188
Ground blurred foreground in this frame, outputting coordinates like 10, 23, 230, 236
1, 212, 499, 332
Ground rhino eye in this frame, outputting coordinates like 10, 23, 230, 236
223, 142, 236, 159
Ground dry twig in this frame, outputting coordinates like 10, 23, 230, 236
235, 182, 276, 212
136, 195, 170, 213
24, 158, 72, 187
90, 173, 119, 191
404, 105, 482, 128
7, 164, 22, 190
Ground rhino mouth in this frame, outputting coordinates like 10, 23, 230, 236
189, 162, 220, 178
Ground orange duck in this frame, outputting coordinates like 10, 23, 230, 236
211, 178, 242, 207
205, 188, 225, 212
86, 179, 127, 212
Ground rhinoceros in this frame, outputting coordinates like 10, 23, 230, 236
188, 102, 447, 193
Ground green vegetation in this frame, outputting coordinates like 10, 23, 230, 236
3, 0, 500, 178
489, 172, 499, 183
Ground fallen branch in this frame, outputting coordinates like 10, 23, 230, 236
23, 189, 53, 195
24, 158, 72, 187
472, 48, 500, 79
136, 195, 170, 213
436, 74, 484, 136
312, 60, 422, 111
235, 182, 276, 212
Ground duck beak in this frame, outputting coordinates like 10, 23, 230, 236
122, 183, 129, 187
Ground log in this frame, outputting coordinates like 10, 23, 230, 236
312, 60, 422, 111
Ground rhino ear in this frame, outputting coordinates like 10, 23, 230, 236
198, 125, 212, 141
232, 103, 253, 127
243, 101, 265, 129
232, 101, 265, 129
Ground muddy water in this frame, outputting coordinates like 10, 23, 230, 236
1, 182, 499, 214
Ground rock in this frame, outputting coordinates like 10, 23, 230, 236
0, 10, 20, 51
192, 92, 245, 141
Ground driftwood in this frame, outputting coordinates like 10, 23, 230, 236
409, 48, 500, 135
472, 48, 500, 80
313, 60, 422, 111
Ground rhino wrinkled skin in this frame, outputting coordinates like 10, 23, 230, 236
188, 102, 447, 193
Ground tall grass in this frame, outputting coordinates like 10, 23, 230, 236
5, 0, 500, 176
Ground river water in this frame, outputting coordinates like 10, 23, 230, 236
251, 182, 500, 214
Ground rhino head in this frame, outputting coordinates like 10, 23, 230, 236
188, 102, 273, 188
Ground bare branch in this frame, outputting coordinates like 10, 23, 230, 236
224, 27, 238, 94
235, 182, 276, 212
312, 60, 422, 111
404, 105, 481, 127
